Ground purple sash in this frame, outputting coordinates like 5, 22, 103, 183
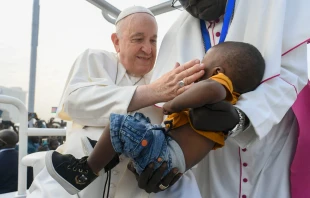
291, 80, 310, 197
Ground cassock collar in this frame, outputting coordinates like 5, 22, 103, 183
115, 57, 127, 85
115, 58, 152, 85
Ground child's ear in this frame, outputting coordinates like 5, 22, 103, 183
212, 67, 224, 75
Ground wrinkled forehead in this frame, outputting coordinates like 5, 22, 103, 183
122, 13, 157, 35
124, 13, 156, 26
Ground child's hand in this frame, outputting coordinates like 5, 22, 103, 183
163, 101, 174, 115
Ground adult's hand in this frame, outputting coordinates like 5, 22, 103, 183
128, 59, 204, 113
189, 101, 239, 132
148, 59, 205, 103
127, 161, 182, 193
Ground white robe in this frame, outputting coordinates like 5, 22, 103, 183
152, 0, 310, 197
28, 49, 202, 198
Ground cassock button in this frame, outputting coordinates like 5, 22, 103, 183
243, 163, 248, 167
243, 178, 248, 183
242, 148, 247, 152
242, 195, 247, 198
216, 32, 221, 37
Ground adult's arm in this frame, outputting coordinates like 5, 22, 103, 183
61, 49, 204, 126
232, 43, 308, 148
190, 43, 309, 148
191, 0, 310, 146
230, 0, 310, 147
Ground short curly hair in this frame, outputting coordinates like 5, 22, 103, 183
213, 41, 265, 94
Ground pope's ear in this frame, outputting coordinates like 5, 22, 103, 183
111, 33, 120, 53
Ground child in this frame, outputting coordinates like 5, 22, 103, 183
45, 41, 265, 195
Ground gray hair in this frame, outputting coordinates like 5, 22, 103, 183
115, 18, 125, 38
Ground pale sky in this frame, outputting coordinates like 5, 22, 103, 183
0, 0, 309, 121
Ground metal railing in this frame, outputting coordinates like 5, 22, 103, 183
86, 0, 181, 24
0, 95, 66, 198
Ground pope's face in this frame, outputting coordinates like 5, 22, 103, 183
113, 13, 158, 76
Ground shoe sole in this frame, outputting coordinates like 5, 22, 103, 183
81, 136, 94, 156
45, 151, 80, 195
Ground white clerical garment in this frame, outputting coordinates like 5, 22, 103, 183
152, 0, 310, 198
28, 49, 202, 198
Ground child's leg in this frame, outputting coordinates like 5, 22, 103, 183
45, 125, 117, 195
83, 112, 177, 175
45, 112, 173, 194
87, 125, 116, 174
169, 124, 215, 170
109, 112, 173, 175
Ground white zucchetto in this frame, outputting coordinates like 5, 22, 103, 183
115, 6, 155, 25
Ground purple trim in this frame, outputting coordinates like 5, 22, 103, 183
238, 147, 242, 198
282, 38, 310, 56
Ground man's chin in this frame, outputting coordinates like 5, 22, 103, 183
135, 61, 153, 68
135, 66, 153, 76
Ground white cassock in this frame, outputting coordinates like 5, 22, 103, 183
152, 0, 310, 198
28, 49, 202, 198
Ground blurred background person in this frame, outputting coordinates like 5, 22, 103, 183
48, 137, 60, 150
0, 129, 19, 194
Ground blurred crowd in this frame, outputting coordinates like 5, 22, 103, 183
27, 112, 67, 152
0, 112, 67, 194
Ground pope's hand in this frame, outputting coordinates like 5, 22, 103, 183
127, 161, 182, 193
148, 59, 205, 102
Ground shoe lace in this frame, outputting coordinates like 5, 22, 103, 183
67, 156, 89, 175
103, 170, 111, 198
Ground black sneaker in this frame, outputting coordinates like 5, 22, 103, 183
81, 136, 120, 172
45, 151, 98, 195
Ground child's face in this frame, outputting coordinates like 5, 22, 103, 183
199, 48, 222, 81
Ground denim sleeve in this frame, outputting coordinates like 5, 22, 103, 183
110, 112, 170, 174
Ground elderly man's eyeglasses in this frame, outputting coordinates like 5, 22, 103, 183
171, 0, 191, 10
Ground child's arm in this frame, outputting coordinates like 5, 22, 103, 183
163, 79, 226, 114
